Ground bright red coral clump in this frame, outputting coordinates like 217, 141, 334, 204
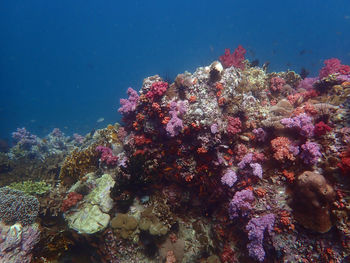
314, 121, 332, 137
61, 192, 83, 212
219, 45, 246, 69
338, 148, 350, 175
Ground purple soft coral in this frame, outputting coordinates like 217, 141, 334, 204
165, 101, 187, 137
300, 141, 322, 165
12, 127, 38, 148
221, 169, 237, 187
118, 87, 139, 115
281, 113, 314, 138
246, 213, 275, 262
228, 189, 254, 219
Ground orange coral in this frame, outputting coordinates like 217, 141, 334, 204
271, 137, 296, 161
282, 170, 295, 183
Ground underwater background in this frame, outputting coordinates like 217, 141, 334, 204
2, 1, 350, 263
1, 0, 350, 141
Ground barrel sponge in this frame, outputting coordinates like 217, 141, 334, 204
292, 171, 335, 233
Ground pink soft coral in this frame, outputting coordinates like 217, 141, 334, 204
319, 58, 350, 78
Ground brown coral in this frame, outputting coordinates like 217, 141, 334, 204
59, 145, 99, 186
292, 171, 336, 233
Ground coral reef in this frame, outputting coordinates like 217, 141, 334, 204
1, 49, 350, 263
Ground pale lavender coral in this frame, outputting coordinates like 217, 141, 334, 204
246, 213, 275, 262
250, 163, 263, 179
238, 153, 253, 169
118, 87, 139, 115
300, 141, 322, 165
11, 128, 38, 148
297, 77, 318, 90
166, 101, 187, 137
289, 144, 300, 156
51, 128, 63, 137
211, 123, 218, 134
281, 113, 314, 137
73, 133, 85, 144
221, 169, 237, 187
228, 189, 254, 219
252, 128, 267, 142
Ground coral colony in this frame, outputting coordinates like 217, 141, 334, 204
1, 45, 350, 263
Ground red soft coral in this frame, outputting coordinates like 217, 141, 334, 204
338, 148, 350, 175
61, 192, 83, 212
219, 45, 246, 69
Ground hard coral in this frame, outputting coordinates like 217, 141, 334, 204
59, 145, 99, 185
0, 187, 39, 225
292, 171, 335, 233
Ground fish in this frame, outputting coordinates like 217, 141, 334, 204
262, 61, 270, 72
299, 49, 306, 55
97, 117, 104, 123
250, 59, 259, 67
300, 68, 310, 79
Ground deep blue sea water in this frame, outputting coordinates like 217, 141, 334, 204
1, 0, 349, 143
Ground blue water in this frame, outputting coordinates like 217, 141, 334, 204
1, 0, 350, 142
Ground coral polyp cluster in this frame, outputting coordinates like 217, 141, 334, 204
1, 47, 350, 262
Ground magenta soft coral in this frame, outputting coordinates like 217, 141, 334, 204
219, 45, 246, 69
146, 81, 168, 100
96, 145, 118, 166
319, 58, 350, 78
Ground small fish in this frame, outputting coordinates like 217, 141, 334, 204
300, 68, 310, 79
345, 15, 350, 20
97, 117, 104, 123
262, 61, 270, 72
299, 49, 306, 55
250, 59, 259, 67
